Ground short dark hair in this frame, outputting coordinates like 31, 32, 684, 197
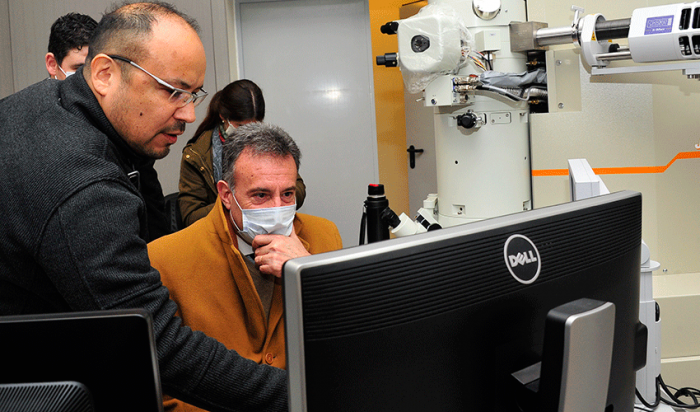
86, 1, 200, 69
222, 123, 301, 189
48, 13, 98, 65
192, 79, 265, 140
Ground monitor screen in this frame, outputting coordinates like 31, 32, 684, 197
0, 309, 163, 412
284, 190, 645, 411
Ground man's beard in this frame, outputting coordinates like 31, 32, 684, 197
141, 121, 186, 159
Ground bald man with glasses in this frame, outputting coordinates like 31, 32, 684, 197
108, 52, 209, 242
0, 2, 287, 411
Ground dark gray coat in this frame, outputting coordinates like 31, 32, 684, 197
0, 71, 287, 411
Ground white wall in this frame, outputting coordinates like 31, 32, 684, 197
528, 0, 700, 390
529, 0, 700, 277
233, 0, 379, 246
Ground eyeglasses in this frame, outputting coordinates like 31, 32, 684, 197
109, 55, 208, 108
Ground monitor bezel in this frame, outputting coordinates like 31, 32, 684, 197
0, 308, 163, 412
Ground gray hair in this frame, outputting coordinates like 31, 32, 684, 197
221, 123, 301, 189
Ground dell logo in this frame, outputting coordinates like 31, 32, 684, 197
504, 234, 541, 284
508, 251, 538, 267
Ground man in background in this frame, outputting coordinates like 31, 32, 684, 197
45, 12, 97, 79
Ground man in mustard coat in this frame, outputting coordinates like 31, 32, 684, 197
148, 122, 342, 412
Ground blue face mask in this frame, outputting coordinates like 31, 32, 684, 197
230, 192, 296, 245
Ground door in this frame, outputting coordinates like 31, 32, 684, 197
400, 1, 438, 215
236, 0, 379, 247
404, 93, 437, 215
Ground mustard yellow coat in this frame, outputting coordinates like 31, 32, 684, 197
148, 198, 342, 412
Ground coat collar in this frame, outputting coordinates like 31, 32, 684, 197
58, 69, 151, 171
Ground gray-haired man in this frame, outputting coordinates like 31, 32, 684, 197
148, 122, 342, 411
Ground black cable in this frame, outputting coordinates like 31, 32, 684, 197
636, 387, 660, 409
658, 374, 700, 409
636, 375, 661, 409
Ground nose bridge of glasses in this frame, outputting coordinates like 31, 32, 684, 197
192, 90, 207, 107
169, 89, 207, 108
168, 89, 192, 107
173, 97, 198, 122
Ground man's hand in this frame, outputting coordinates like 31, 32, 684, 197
252, 230, 310, 278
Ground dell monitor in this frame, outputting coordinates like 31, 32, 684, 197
284, 190, 646, 411
0, 309, 163, 412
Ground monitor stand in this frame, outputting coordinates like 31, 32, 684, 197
511, 298, 617, 412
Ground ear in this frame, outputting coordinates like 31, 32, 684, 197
89, 54, 120, 98
217, 180, 233, 210
45, 53, 58, 78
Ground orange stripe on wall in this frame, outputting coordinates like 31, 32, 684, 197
532, 151, 700, 177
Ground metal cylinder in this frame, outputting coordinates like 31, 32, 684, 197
453, 85, 475, 93
453, 76, 477, 85
535, 26, 578, 47
595, 18, 631, 41
596, 50, 632, 61
535, 17, 631, 48
524, 87, 548, 98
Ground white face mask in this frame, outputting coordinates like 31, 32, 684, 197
58, 66, 75, 78
223, 120, 256, 139
230, 192, 296, 245
224, 122, 236, 138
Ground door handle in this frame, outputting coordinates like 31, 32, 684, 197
407, 145, 424, 169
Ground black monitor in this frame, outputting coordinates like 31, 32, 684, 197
0, 309, 163, 412
283, 190, 646, 411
